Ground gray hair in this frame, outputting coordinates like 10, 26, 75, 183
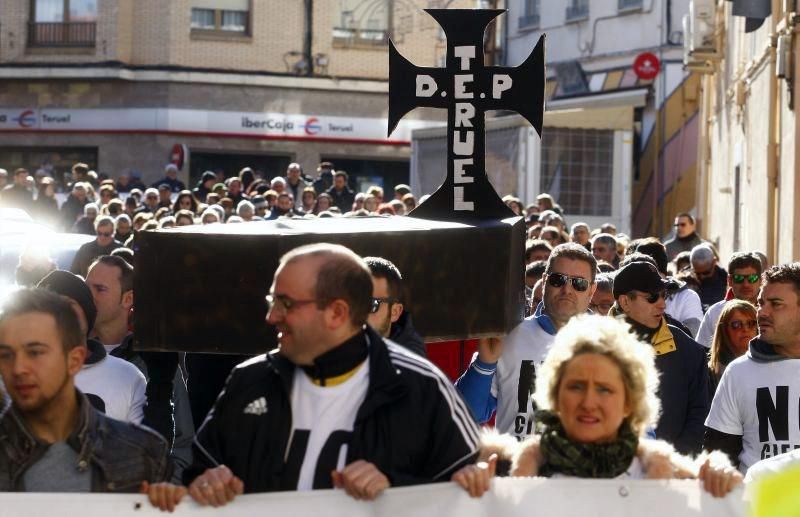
237, 200, 255, 217
690, 244, 715, 265
94, 214, 115, 231
201, 209, 220, 223
270, 177, 286, 188
84, 202, 99, 216
592, 233, 617, 247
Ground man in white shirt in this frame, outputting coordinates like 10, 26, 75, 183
696, 252, 762, 347
704, 262, 800, 473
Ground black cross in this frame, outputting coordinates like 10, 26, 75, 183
388, 9, 545, 220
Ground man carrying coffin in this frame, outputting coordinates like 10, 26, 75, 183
145, 243, 486, 510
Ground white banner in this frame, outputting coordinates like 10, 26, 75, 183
0, 478, 747, 517
0, 108, 440, 143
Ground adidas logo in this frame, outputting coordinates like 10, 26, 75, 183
243, 397, 267, 415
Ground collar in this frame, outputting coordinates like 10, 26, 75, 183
748, 337, 790, 363
533, 302, 557, 335
677, 232, 698, 243
651, 319, 677, 355
299, 331, 368, 387
84, 338, 107, 366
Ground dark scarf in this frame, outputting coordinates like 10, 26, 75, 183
300, 331, 368, 386
677, 232, 698, 243
748, 337, 789, 363
536, 410, 639, 479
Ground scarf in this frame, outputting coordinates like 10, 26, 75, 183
536, 410, 638, 479
300, 331, 368, 386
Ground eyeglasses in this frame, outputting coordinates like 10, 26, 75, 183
631, 291, 666, 304
589, 302, 614, 314
732, 273, 760, 284
265, 294, 321, 315
370, 297, 398, 314
546, 272, 590, 292
727, 319, 757, 330
96, 231, 113, 238
673, 222, 689, 228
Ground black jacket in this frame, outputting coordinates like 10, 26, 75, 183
699, 266, 728, 313
0, 390, 170, 492
185, 327, 479, 491
326, 185, 355, 213
389, 312, 427, 357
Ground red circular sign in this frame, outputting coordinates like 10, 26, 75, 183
170, 144, 186, 169
633, 52, 661, 81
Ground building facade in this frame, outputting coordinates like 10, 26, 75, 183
505, 0, 697, 236
694, 0, 799, 264
0, 0, 473, 191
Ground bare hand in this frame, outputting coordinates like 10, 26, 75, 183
477, 337, 503, 364
698, 458, 743, 498
451, 454, 497, 498
141, 481, 187, 513
331, 460, 390, 500
188, 465, 245, 507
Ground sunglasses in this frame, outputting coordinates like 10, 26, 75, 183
546, 272, 590, 292
727, 319, 757, 330
370, 297, 397, 314
96, 231, 113, 238
631, 290, 666, 304
732, 273, 760, 284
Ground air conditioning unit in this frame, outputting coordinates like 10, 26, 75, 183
683, 13, 715, 74
689, 0, 720, 60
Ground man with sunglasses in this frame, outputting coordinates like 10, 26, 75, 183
69, 216, 123, 277
696, 252, 763, 347
612, 261, 710, 454
150, 243, 481, 509
691, 244, 729, 313
364, 257, 426, 357
705, 262, 800, 473
456, 243, 597, 439
664, 212, 706, 261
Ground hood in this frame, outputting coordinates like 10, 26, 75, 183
748, 337, 788, 363
83, 338, 107, 367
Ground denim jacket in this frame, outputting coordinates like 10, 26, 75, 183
0, 390, 171, 492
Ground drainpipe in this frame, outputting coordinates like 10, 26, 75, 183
766, 0, 781, 263
303, 0, 313, 76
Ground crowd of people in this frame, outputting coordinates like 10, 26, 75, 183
1, 158, 798, 512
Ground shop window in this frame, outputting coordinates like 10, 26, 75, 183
540, 128, 613, 217
333, 0, 390, 48
29, 0, 97, 47
190, 0, 250, 36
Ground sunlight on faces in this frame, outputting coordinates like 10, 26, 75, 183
757, 282, 800, 348
367, 276, 401, 338
729, 266, 761, 303
86, 262, 130, 329
95, 223, 115, 247
543, 258, 596, 326
674, 216, 695, 239
619, 290, 666, 329
556, 353, 631, 444
589, 289, 615, 316
0, 313, 85, 413
724, 309, 758, 356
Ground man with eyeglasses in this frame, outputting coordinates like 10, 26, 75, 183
691, 244, 729, 313
456, 243, 598, 439
611, 261, 710, 454
704, 262, 800, 473
69, 216, 123, 277
664, 212, 706, 261
147, 243, 481, 510
364, 257, 426, 357
696, 252, 763, 347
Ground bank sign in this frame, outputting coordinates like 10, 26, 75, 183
0, 108, 438, 144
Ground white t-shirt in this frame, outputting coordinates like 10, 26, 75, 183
695, 300, 726, 348
288, 362, 370, 490
705, 354, 800, 472
665, 288, 703, 337
491, 316, 554, 440
76, 355, 147, 423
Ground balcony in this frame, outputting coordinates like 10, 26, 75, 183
28, 21, 96, 47
332, 27, 389, 48
518, 13, 540, 29
618, 0, 643, 12
565, 5, 589, 23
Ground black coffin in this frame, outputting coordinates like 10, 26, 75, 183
134, 215, 525, 353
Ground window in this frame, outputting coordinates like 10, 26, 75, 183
29, 0, 97, 47
565, 0, 589, 22
190, 0, 250, 35
333, 0, 390, 48
518, 0, 540, 29
618, 0, 643, 11
540, 128, 614, 216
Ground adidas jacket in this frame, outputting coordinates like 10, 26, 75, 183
184, 326, 480, 491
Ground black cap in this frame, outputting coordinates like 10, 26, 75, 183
612, 262, 672, 299
37, 270, 97, 335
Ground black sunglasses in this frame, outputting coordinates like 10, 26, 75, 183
546, 272, 590, 292
732, 274, 760, 284
634, 291, 667, 304
727, 319, 757, 330
370, 297, 397, 314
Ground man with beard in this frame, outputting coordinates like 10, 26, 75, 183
364, 257, 425, 357
704, 263, 800, 472
456, 243, 597, 439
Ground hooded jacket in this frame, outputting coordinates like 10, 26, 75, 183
389, 311, 426, 357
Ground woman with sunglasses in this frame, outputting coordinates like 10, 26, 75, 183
708, 300, 757, 393
172, 190, 200, 216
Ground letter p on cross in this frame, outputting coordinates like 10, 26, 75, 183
493, 74, 512, 99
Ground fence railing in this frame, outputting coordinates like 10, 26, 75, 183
28, 21, 96, 47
